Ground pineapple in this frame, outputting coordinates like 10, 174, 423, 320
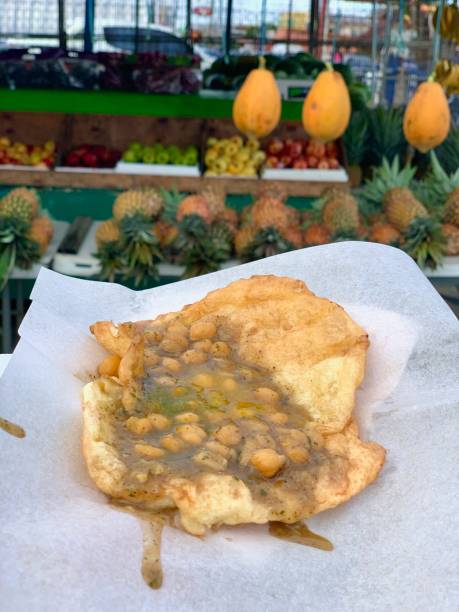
201, 185, 226, 220
303, 223, 331, 246
219, 208, 239, 236
444, 189, 459, 226
321, 190, 359, 233
257, 182, 288, 203
235, 224, 257, 257
442, 223, 459, 256
383, 188, 428, 231
176, 216, 231, 278
285, 206, 301, 226
5, 187, 40, 217
420, 152, 459, 221
119, 213, 163, 285
176, 195, 212, 225
403, 218, 446, 269
369, 223, 401, 246
113, 189, 163, 221
160, 187, 185, 224
240, 227, 293, 262
282, 226, 303, 249
96, 219, 120, 247
0, 195, 36, 224
152, 219, 179, 248
26, 215, 54, 254
251, 197, 290, 232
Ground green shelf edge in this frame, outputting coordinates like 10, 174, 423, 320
0, 89, 302, 121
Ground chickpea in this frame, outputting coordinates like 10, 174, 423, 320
254, 387, 279, 404
172, 386, 187, 397
204, 410, 226, 423
162, 357, 182, 374
167, 321, 188, 337
175, 412, 200, 423
134, 443, 165, 459
160, 336, 188, 353
208, 391, 226, 408
193, 449, 228, 471
192, 373, 214, 388
126, 416, 155, 435
181, 349, 208, 365
149, 413, 170, 430
160, 434, 185, 453
144, 348, 161, 367
214, 423, 241, 446
267, 412, 289, 425
287, 447, 310, 464
193, 339, 212, 352
210, 341, 230, 358
177, 424, 207, 445
221, 377, 237, 393
206, 440, 234, 459
98, 354, 121, 377
250, 448, 286, 478
185, 399, 200, 411
190, 320, 217, 341
155, 375, 176, 386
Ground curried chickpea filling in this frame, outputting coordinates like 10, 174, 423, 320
104, 314, 348, 516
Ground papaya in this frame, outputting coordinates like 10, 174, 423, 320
301, 65, 351, 143
232, 56, 281, 139
403, 79, 450, 153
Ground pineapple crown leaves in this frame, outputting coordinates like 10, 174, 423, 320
178, 220, 232, 278
160, 187, 186, 224
119, 213, 159, 246
331, 228, 360, 242
402, 217, 446, 270
0, 216, 30, 244
240, 227, 294, 262
361, 156, 416, 206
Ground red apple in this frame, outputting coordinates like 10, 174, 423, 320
66, 152, 81, 166
92, 145, 107, 158
318, 160, 329, 169
266, 155, 279, 168
307, 155, 318, 168
267, 139, 284, 155
307, 141, 326, 159
293, 158, 308, 169
82, 152, 98, 168
287, 141, 303, 159
325, 142, 338, 157
327, 158, 339, 169
280, 155, 292, 168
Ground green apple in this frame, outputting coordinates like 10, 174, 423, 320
122, 150, 138, 163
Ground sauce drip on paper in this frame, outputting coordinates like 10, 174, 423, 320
269, 521, 333, 551
0, 416, 26, 438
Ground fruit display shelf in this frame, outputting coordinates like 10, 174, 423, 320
52, 220, 459, 281
0, 169, 348, 196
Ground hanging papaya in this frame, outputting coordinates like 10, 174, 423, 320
232, 56, 281, 139
403, 78, 451, 153
301, 64, 351, 143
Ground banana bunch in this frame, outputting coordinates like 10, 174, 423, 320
204, 135, 266, 177
434, 2, 459, 42
434, 60, 459, 95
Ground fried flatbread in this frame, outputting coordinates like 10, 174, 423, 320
83, 276, 385, 538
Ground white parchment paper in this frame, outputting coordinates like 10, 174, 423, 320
1, 242, 458, 612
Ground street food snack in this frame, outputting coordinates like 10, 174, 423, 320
82, 275, 385, 587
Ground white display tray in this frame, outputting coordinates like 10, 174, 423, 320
115, 161, 200, 177
54, 166, 117, 173
262, 167, 349, 182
